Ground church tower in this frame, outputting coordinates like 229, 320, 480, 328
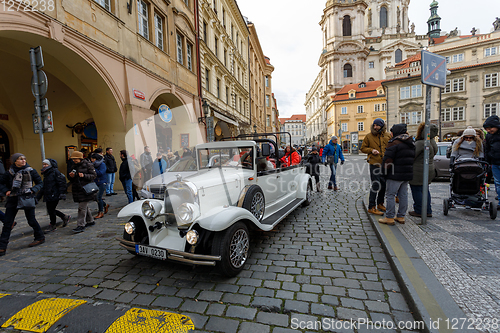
427, 1, 441, 39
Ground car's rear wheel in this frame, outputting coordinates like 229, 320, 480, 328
212, 222, 250, 277
302, 181, 312, 207
240, 185, 265, 221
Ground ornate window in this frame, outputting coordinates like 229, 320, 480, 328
343, 15, 352, 36
343, 64, 352, 78
395, 49, 403, 64
380, 7, 388, 28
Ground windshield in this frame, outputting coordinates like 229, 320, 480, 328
168, 157, 197, 172
198, 147, 254, 170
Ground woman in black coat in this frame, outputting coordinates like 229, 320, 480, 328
305, 147, 322, 192
68, 151, 97, 233
0, 153, 45, 256
38, 159, 71, 231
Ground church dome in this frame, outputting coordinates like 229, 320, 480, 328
430, 0, 438, 7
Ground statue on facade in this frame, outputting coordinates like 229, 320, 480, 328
368, 8, 372, 27
449, 27, 459, 37
494, 17, 500, 31
471, 27, 478, 36
411, 22, 415, 34
382, 26, 386, 35
397, 22, 401, 33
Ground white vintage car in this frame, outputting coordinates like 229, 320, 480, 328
117, 136, 312, 276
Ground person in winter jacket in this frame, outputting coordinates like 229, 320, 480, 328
140, 146, 153, 182
361, 118, 391, 215
321, 136, 345, 191
119, 150, 134, 204
409, 123, 438, 218
68, 151, 97, 233
152, 153, 168, 177
305, 147, 322, 192
450, 126, 484, 163
38, 159, 71, 231
90, 153, 108, 219
0, 153, 45, 256
483, 115, 500, 207
104, 147, 118, 196
379, 124, 415, 225
280, 146, 301, 168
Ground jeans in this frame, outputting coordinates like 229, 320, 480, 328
368, 164, 386, 209
491, 165, 500, 202
106, 173, 115, 194
409, 185, 432, 215
0, 207, 44, 249
77, 201, 94, 227
328, 163, 337, 187
121, 179, 133, 204
46, 200, 66, 226
97, 183, 106, 212
385, 179, 409, 218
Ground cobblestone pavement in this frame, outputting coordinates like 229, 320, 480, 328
396, 179, 500, 332
0, 158, 420, 332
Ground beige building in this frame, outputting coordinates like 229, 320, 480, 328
199, 0, 250, 140
384, 27, 500, 139
0, 0, 203, 174
279, 115, 307, 147
327, 80, 387, 152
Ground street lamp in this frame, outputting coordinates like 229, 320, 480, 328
199, 100, 209, 124
253, 124, 257, 134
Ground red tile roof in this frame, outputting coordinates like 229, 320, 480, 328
394, 53, 421, 69
279, 114, 306, 125
265, 56, 271, 65
333, 80, 385, 102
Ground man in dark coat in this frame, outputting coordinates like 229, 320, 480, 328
304, 147, 322, 192
119, 150, 134, 204
0, 153, 45, 256
483, 115, 500, 209
104, 147, 118, 196
379, 124, 415, 225
140, 146, 153, 182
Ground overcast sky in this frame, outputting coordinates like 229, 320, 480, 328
237, 0, 499, 118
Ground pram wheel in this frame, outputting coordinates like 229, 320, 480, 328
489, 202, 497, 220
443, 199, 449, 216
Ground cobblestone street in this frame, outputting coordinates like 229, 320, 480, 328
0, 158, 419, 332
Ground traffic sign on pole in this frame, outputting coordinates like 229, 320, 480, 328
33, 46, 44, 69
421, 50, 447, 88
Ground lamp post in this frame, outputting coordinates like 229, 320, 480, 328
253, 124, 257, 134
200, 100, 214, 142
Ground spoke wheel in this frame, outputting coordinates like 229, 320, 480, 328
240, 185, 265, 222
212, 222, 250, 276
302, 181, 312, 207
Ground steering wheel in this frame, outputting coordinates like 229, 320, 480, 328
238, 152, 252, 168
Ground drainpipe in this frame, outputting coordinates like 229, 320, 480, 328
194, 0, 205, 136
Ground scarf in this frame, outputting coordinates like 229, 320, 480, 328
9, 166, 33, 196
41, 165, 52, 174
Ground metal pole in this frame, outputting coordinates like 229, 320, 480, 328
421, 84, 432, 225
30, 48, 45, 160
438, 89, 442, 141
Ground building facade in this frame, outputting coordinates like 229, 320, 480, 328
327, 80, 387, 152
305, 72, 328, 146
279, 115, 307, 147
0, 0, 202, 173
199, 0, 250, 140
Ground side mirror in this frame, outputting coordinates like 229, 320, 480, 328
262, 144, 271, 157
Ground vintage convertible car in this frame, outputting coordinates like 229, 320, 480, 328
117, 135, 312, 276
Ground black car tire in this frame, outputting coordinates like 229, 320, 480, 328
240, 185, 265, 222
302, 181, 312, 207
212, 221, 250, 277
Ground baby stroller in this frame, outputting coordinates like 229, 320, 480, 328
443, 158, 496, 219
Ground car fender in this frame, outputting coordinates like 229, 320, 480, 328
117, 199, 163, 218
295, 173, 312, 199
197, 206, 272, 232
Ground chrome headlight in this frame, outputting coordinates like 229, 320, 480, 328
177, 203, 200, 224
166, 181, 200, 226
142, 201, 156, 219
186, 230, 199, 245
124, 222, 135, 235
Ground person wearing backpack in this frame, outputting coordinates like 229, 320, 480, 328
38, 159, 71, 232
321, 136, 345, 191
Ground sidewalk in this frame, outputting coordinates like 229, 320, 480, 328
1, 192, 130, 241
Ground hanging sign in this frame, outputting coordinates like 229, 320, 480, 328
158, 104, 173, 123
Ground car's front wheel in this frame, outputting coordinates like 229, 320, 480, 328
212, 222, 250, 277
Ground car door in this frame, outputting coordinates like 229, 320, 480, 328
433, 145, 450, 178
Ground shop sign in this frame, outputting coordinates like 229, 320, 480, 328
443, 122, 454, 128
158, 104, 172, 123
133, 89, 146, 101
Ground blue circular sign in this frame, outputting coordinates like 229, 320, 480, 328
158, 104, 172, 123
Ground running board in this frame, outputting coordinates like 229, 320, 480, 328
262, 198, 304, 226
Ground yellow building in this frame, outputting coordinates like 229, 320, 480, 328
327, 80, 387, 152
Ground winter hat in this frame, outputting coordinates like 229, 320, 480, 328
311, 147, 318, 152
331, 136, 338, 141
10, 153, 24, 164
373, 118, 385, 127
390, 124, 407, 137
462, 126, 476, 137
70, 151, 84, 159
42, 159, 50, 165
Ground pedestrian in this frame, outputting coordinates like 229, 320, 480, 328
483, 116, 500, 208
280, 146, 301, 167
0, 153, 45, 256
140, 146, 153, 182
379, 124, 415, 225
68, 151, 97, 233
130, 154, 141, 201
321, 136, 345, 191
166, 152, 177, 167
119, 150, 134, 204
90, 153, 108, 219
182, 147, 192, 158
0, 159, 5, 224
152, 152, 168, 177
450, 126, 484, 162
361, 118, 391, 215
304, 147, 322, 192
38, 159, 71, 231
409, 123, 438, 218
104, 147, 118, 196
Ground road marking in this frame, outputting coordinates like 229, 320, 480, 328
1, 298, 86, 332
105, 308, 195, 333
0, 294, 9, 299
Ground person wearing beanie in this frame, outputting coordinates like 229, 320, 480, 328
379, 124, 415, 225
321, 135, 345, 190
304, 146, 322, 192
0, 153, 45, 256
484, 116, 500, 208
119, 150, 134, 204
361, 118, 391, 215
450, 126, 484, 164
90, 153, 109, 219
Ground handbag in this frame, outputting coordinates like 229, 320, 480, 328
82, 182, 99, 195
17, 193, 36, 210
327, 156, 335, 165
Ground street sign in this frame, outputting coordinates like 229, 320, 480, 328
33, 46, 44, 69
31, 70, 48, 98
32, 111, 54, 134
421, 50, 447, 88
351, 132, 359, 144
158, 104, 172, 123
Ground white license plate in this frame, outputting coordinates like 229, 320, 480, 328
136, 245, 167, 260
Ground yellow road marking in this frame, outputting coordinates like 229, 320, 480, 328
0, 294, 9, 299
1, 298, 86, 333
105, 308, 195, 333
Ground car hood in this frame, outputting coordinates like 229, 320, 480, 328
143, 171, 197, 188
182, 168, 247, 188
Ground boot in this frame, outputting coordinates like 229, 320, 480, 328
104, 204, 110, 214
379, 217, 395, 225
316, 183, 322, 192
334, 186, 338, 191
368, 207, 384, 216
377, 204, 386, 212
395, 196, 400, 203
94, 212, 104, 219
394, 217, 405, 224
